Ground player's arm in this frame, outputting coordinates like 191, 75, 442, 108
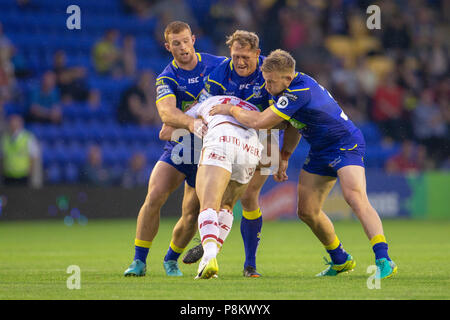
159, 123, 175, 141
274, 124, 301, 182
210, 103, 284, 129
156, 95, 197, 133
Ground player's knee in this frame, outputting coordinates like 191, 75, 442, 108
240, 191, 260, 210
143, 187, 169, 211
342, 188, 367, 213
297, 200, 319, 222
182, 208, 199, 227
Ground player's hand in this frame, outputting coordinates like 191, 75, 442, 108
273, 159, 289, 182
209, 104, 232, 116
190, 118, 208, 139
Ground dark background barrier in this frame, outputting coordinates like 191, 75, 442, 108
0, 184, 184, 221
2, 167, 449, 222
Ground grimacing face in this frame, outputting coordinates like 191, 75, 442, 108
230, 42, 260, 77
165, 29, 196, 67
262, 71, 292, 96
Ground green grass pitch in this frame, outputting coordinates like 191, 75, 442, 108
1, 218, 449, 300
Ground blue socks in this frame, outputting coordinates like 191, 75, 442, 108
241, 208, 263, 269
164, 241, 185, 262
134, 239, 152, 263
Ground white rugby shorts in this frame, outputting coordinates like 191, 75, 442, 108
199, 123, 263, 184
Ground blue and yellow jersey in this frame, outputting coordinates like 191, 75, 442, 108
203, 56, 271, 111
271, 72, 362, 152
156, 52, 226, 111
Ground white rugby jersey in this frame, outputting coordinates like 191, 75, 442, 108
185, 95, 260, 130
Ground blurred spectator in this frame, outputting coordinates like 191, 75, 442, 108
122, 35, 137, 77
87, 89, 102, 110
121, 152, 148, 188
0, 22, 12, 51
0, 114, 42, 188
117, 70, 160, 125
80, 145, 114, 186
153, 0, 199, 47
412, 89, 448, 164
372, 73, 408, 141
279, 7, 307, 52
321, 0, 350, 36
0, 46, 15, 103
385, 140, 425, 174
10, 46, 33, 79
0, 103, 6, 136
122, 0, 156, 19
53, 50, 91, 103
92, 29, 122, 77
382, 13, 412, 52
27, 71, 62, 124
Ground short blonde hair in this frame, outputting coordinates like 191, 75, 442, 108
261, 49, 296, 74
225, 30, 259, 50
164, 21, 192, 42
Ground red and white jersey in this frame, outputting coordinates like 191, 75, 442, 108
185, 95, 260, 130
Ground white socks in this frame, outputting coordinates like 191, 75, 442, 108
198, 208, 235, 260
198, 208, 219, 261
217, 209, 234, 251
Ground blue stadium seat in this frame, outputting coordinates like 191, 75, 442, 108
63, 162, 80, 183
46, 163, 63, 184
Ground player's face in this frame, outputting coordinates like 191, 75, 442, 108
230, 42, 260, 78
165, 29, 196, 67
263, 71, 291, 96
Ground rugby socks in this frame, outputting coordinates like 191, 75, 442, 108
134, 239, 152, 264
241, 208, 262, 269
217, 208, 234, 251
198, 208, 219, 261
371, 234, 391, 261
164, 241, 185, 262
325, 236, 349, 265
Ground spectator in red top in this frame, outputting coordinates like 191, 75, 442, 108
372, 73, 408, 141
385, 140, 425, 174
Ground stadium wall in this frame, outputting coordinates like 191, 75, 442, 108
0, 171, 448, 221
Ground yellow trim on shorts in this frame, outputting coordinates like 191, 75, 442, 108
340, 144, 358, 151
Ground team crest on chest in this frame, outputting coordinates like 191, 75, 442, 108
252, 85, 262, 98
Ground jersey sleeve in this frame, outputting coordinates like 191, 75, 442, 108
270, 89, 311, 120
155, 73, 178, 104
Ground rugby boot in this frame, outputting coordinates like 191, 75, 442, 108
375, 258, 398, 279
124, 259, 146, 277
316, 254, 356, 277
163, 260, 183, 277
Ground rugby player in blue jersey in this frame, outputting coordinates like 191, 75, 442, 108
182, 30, 275, 278
124, 21, 226, 277
211, 49, 397, 280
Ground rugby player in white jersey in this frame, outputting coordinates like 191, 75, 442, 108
160, 95, 263, 279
